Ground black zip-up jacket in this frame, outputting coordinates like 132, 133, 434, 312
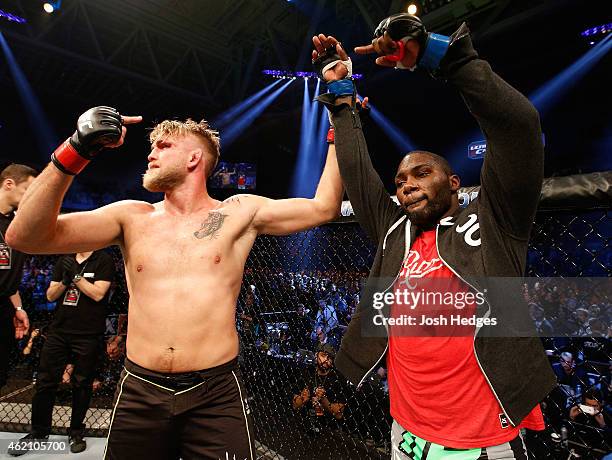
329, 24, 557, 426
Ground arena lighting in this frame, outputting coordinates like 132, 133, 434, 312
0, 32, 57, 156
213, 80, 282, 130
0, 9, 26, 23
529, 34, 612, 114
439, 35, 612, 179
359, 97, 417, 154
221, 79, 294, 148
407, 3, 419, 15
289, 78, 313, 197
43, 1, 61, 14
262, 70, 363, 80
580, 23, 612, 38
290, 79, 324, 197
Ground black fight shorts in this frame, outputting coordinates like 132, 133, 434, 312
104, 357, 255, 460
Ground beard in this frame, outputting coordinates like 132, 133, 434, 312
142, 166, 185, 192
405, 187, 453, 229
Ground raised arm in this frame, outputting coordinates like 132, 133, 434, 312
7, 165, 127, 254
441, 25, 544, 238
6, 107, 142, 254
356, 15, 544, 238
314, 35, 403, 243
249, 143, 343, 236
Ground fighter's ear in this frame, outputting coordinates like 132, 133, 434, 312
449, 174, 460, 193
2, 178, 15, 190
187, 149, 203, 169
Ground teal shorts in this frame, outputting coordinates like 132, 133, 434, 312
391, 420, 528, 460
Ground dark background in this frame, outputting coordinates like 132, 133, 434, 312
0, 0, 610, 200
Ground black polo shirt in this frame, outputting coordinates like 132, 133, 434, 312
50, 250, 115, 335
0, 211, 26, 298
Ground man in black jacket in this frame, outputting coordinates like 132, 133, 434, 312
312, 13, 556, 459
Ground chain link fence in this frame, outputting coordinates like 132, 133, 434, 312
1, 206, 610, 459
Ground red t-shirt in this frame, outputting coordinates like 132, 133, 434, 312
387, 229, 544, 448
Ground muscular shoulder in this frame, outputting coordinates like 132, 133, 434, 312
110, 199, 155, 213
217, 194, 268, 230
220, 194, 266, 213
223, 194, 264, 206
102, 200, 156, 220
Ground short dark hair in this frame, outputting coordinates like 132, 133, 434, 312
318, 343, 336, 358
584, 388, 603, 404
0, 164, 38, 184
403, 150, 454, 176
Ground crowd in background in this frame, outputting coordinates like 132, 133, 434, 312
6, 227, 611, 457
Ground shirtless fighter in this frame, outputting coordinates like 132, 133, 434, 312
6, 105, 344, 459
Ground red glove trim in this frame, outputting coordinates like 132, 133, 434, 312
51, 139, 89, 175
386, 40, 405, 62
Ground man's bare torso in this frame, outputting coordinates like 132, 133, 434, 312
118, 197, 256, 373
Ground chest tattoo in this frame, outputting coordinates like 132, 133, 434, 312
194, 211, 228, 240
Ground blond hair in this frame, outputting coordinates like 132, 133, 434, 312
149, 119, 221, 177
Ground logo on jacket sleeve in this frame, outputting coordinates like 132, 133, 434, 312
499, 413, 510, 429
440, 214, 481, 247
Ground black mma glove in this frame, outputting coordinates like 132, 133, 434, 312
51, 106, 123, 175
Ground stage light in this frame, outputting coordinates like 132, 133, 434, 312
530, 34, 611, 114
580, 23, 612, 38
0, 8, 26, 23
43, 1, 61, 14
263, 69, 363, 80
222, 79, 294, 148
213, 80, 281, 129
0, 32, 58, 156
407, 3, 418, 15
291, 80, 329, 198
359, 95, 416, 154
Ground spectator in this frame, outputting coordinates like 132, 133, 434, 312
292, 344, 347, 436
575, 308, 592, 336
289, 304, 313, 351
529, 303, 554, 336
553, 352, 586, 389
568, 388, 612, 447
314, 298, 338, 337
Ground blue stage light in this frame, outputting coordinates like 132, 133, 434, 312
221, 79, 294, 148
580, 23, 612, 37
213, 80, 282, 129
530, 34, 611, 114
364, 99, 417, 154
0, 8, 26, 23
290, 79, 342, 198
263, 69, 362, 80
0, 32, 57, 156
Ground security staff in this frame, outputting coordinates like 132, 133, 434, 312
16, 249, 115, 455
0, 164, 37, 392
